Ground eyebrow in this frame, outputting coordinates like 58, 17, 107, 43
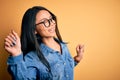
39, 16, 52, 22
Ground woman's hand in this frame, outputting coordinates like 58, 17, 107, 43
74, 44, 84, 63
4, 30, 22, 56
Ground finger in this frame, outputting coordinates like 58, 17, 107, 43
78, 44, 84, 49
6, 35, 15, 45
4, 43, 13, 53
79, 45, 84, 53
5, 34, 16, 47
76, 44, 80, 51
9, 32, 17, 46
4, 37, 12, 45
11, 30, 19, 40
76, 44, 84, 54
76, 45, 81, 54
4, 41, 11, 48
4, 45, 10, 51
10, 32, 16, 41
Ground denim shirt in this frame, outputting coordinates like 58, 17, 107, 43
7, 41, 77, 80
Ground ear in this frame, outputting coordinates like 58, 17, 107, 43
35, 30, 37, 34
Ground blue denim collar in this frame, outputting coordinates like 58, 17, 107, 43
40, 43, 55, 55
39, 38, 66, 57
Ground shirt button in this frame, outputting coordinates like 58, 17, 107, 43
63, 62, 66, 65
66, 75, 69, 78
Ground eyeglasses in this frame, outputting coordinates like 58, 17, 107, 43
36, 17, 55, 28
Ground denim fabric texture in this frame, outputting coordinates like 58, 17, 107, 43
7, 41, 77, 80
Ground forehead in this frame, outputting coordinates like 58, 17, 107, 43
36, 10, 51, 21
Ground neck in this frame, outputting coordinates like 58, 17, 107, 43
42, 37, 56, 45
42, 37, 61, 53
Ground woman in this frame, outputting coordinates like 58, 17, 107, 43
4, 6, 84, 80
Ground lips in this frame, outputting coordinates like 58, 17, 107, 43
48, 28, 55, 33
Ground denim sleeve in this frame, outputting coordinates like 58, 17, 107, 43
7, 54, 37, 80
74, 60, 78, 66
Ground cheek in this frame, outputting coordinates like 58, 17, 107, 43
40, 30, 48, 36
36, 28, 48, 37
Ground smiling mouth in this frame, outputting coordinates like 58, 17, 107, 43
48, 28, 55, 33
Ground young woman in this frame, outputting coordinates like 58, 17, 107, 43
4, 6, 84, 80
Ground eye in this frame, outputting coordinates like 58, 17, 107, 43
43, 19, 49, 24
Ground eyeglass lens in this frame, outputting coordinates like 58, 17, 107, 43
43, 17, 55, 27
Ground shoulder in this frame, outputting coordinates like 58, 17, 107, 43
24, 51, 39, 61
24, 51, 48, 70
24, 51, 40, 66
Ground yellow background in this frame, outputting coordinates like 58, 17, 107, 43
0, 0, 120, 80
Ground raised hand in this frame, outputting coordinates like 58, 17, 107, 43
4, 30, 22, 56
74, 44, 84, 63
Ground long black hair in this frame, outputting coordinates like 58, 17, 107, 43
20, 6, 63, 74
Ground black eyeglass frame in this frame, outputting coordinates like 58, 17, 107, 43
35, 16, 56, 28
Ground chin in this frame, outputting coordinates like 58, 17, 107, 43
49, 32, 56, 36
45, 34, 55, 38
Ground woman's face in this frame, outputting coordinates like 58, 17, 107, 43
35, 10, 56, 38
